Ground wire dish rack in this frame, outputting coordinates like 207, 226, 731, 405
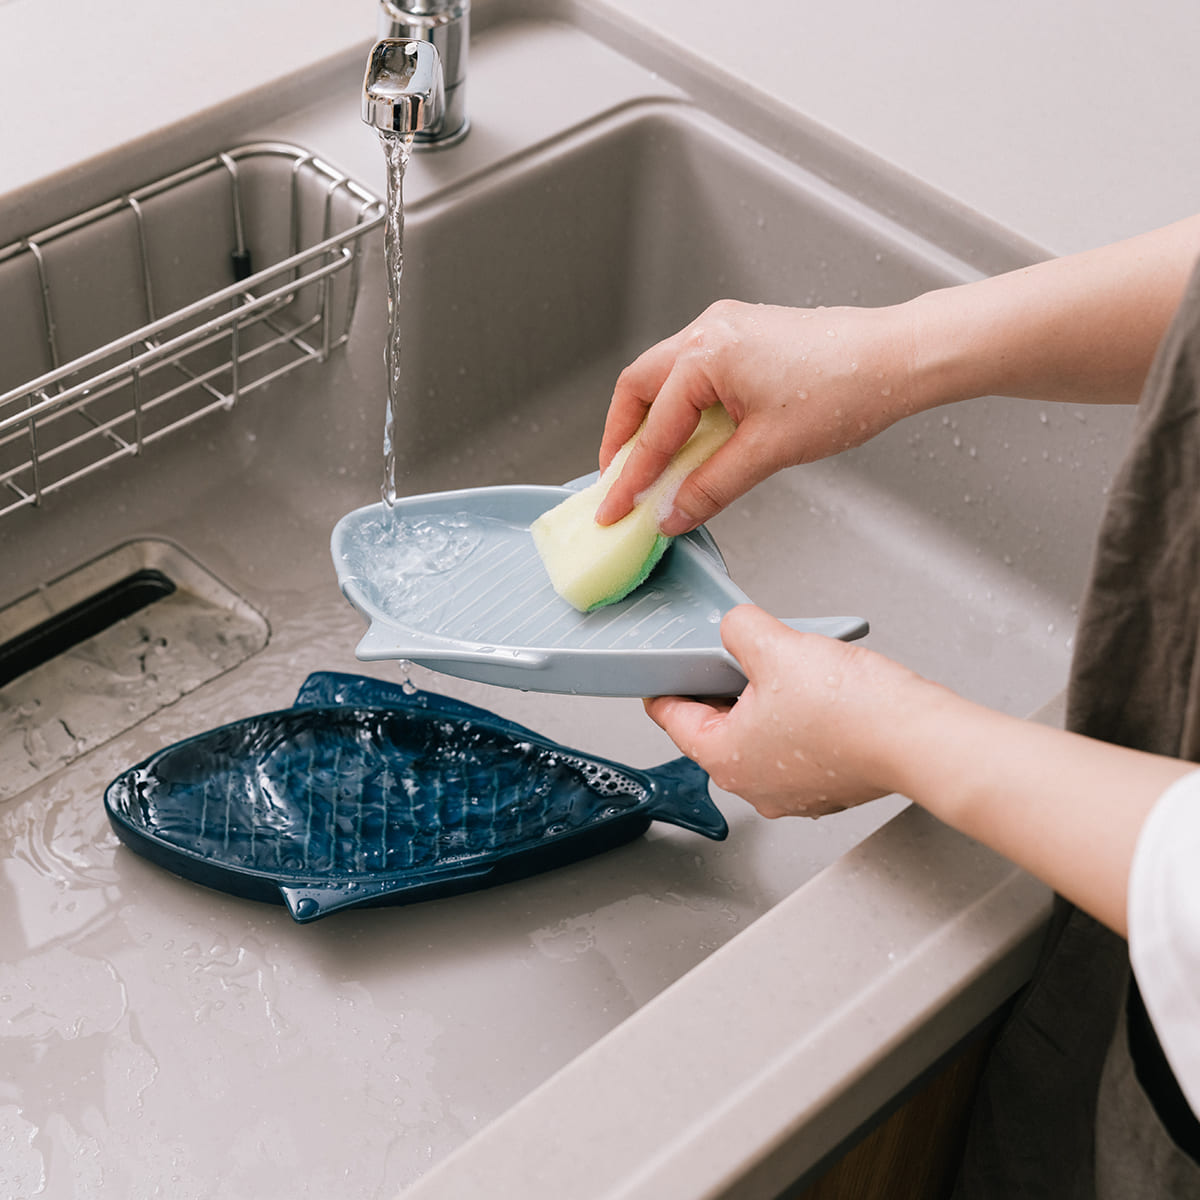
0, 142, 386, 519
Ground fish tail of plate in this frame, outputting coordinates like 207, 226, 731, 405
644, 758, 728, 840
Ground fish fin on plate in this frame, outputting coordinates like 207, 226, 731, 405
293, 671, 550, 735
278, 866, 496, 923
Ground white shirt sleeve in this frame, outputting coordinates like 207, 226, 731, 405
1128, 768, 1200, 1118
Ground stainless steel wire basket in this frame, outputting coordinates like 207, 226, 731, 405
0, 143, 386, 519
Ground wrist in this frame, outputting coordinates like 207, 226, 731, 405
838, 652, 965, 800
901, 287, 986, 414
866, 670, 979, 810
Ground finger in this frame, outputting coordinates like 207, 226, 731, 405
597, 339, 681, 471
596, 360, 721, 526
666, 401, 804, 535
656, 432, 773, 536
718, 604, 798, 681
642, 694, 731, 762
597, 389, 706, 525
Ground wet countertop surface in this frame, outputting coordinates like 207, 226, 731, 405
0, 2, 1190, 1197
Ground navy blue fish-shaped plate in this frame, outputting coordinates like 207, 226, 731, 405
104, 672, 727, 922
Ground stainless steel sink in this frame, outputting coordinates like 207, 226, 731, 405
0, 14, 1132, 1200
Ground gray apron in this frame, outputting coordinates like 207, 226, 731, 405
953, 256, 1200, 1199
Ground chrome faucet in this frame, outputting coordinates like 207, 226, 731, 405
365, 0, 469, 148
362, 39, 446, 140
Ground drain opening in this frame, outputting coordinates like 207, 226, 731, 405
0, 540, 269, 802
0, 569, 177, 688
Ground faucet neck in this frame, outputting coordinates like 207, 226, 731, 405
379, 0, 466, 16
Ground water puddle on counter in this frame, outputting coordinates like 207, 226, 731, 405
378, 129, 415, 510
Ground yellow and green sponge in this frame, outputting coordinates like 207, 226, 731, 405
532, 405, 735, 612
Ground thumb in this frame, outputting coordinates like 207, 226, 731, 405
718, 604, 796, 682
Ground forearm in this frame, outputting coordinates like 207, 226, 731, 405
907, 214, 1200, 410
883, 681, 1195, 935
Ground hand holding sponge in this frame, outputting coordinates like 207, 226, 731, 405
531, 405, 735, 612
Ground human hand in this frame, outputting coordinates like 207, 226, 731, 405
647, 607, 1200, 937
644, 605, 932, 819
595, 299, 918, 534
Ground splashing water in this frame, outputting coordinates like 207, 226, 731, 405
379, 130, 415, 509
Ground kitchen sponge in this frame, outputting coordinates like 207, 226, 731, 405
531, 405, 735, 612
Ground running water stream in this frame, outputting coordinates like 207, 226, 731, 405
379, 129, 415, 509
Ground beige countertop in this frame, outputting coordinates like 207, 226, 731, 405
4, 0, 1198, 253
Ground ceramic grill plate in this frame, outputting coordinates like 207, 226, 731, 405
104, 672, 727, 922
331, 484, 868, 696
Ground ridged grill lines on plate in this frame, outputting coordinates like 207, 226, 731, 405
665, 621, 703, 648
450, 543, 550, 640
426, 541, 538, 635
343, 503, 725, 659
570, 594, 651, 649
402, 535, 518, 623
613, 601, 678, 647
302, 749, 317, 870
504, 589, 575, 643
374, 763, 393, 873
198, 776, 212, 853
328, 746, 341, 872
391, 528, 711, 652
561, 589, 703, 652
428, 540, 712, 652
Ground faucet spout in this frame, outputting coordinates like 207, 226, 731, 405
366, 1, 470, 148
362, 38, 446, 138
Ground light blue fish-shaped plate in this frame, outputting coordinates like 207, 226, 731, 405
104, 672, 728, 922
331, 482, 868, 696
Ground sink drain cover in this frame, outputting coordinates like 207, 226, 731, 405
0, 540, 268, 800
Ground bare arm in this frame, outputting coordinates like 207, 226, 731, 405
610, 217, 1200, 933
648, 607, 1194, 936
908, 214, 1200, 408
597, 215, 1200, 533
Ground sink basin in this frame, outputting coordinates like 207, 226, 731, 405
0, 15, 1131, 1200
